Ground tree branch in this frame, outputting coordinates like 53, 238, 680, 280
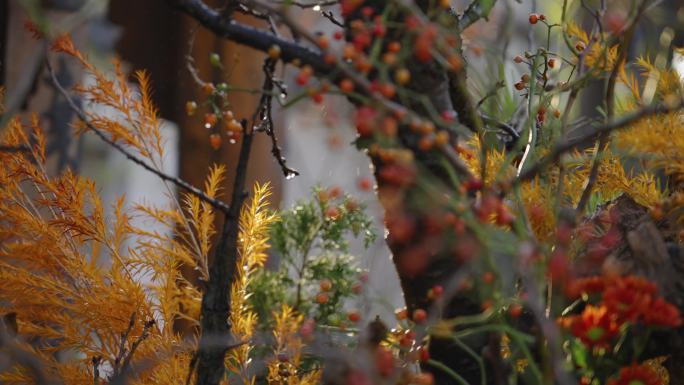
165, 0, 331, 73
515, 99, 684, 184
195, 118, 254, 385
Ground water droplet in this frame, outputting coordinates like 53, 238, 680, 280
285, 172, 297, 180
313, 5, 321, 11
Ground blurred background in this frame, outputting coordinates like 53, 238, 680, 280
2, 0, 684, 322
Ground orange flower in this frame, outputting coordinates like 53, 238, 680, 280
603, 276, 657, 322
607, 364, 663, 385
642, 298, 682, 328
567, 305, 620, 348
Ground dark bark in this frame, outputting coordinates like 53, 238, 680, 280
195, 124, 253, 385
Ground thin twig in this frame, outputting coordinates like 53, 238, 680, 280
118, 320, 155, 375
321, 11, 344, 27
113, 313, 137, 373
45, 58, 232, 214
255, 58, 299, 177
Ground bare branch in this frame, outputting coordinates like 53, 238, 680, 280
165, 0, 330, 72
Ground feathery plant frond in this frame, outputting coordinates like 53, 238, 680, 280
227, 182, 278, 384
266, 305, 320, 385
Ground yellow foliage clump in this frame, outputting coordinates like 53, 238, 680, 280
0, 35, 289, 385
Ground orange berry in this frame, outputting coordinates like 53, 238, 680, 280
268, 45, 281, 59
395, 68, 411, 85
340, 78, 355, 93
317, 35, 330, 50
548, 58, 556, 68
395, 308, 408, 320
380, 83, 396, 98
225, 119, 242, 132
185, 101, 197, 116
387, 41, 401, 53
209, 133, 221, 150
418, 136, 434, 151
382, 52, 398, 66
434, 131, 449, 146
204, 113, 218, 127
529, 13, 539, 24
202, 83, 215, 95
319, 279, 332, 291
514, 55, 524, 63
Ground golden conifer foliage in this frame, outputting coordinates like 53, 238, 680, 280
266, 305, 320, 385
0, 35, 284, 385
227, 183, 278, 385
0, 114, 194, 384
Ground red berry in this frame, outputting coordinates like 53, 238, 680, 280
529, 13, 539, 24
482, 272, 495, 284
348, 311, 361, 323
419, 346, 430, 362
412, 308, 428, 323
509, 304, 523, 318
316, 293, 329, 304
325, 206, 341, 220
358, 176, 373, 191
375, 347, 395, 377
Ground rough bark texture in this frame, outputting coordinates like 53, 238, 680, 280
344, 2, 501, 383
